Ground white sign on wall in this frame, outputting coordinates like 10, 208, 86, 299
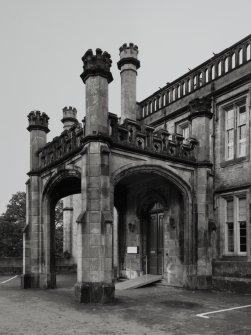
127, 246, 139, 254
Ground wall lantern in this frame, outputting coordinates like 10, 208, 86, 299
128, 222, 136, 232
169, 217, 175, 229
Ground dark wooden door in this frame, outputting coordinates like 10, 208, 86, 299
148, 212, 164, 275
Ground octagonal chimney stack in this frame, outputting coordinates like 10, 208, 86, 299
117, 43, 140, 122
80, 48, 113, 136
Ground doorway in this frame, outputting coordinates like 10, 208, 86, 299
148, 202, 164, 275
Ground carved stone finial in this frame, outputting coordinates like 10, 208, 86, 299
27, 110, 50, 133
188, 97, 212, 120
80, 48, 113, 83
117, 42, 140, 70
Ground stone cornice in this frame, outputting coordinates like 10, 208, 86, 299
117, 57, 140, 70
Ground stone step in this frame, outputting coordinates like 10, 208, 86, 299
115, 274, 162, 290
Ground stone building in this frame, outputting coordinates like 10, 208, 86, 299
22, 35, 251, 303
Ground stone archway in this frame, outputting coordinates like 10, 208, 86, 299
41, 170, 81, 288
112, 165, 195, 287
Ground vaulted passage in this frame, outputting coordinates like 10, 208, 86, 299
114, 172, 189, 286
42, 173, 81, 288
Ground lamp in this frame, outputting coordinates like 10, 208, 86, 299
128, 222, 136, 232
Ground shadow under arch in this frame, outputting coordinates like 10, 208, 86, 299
112, 163, 196, 283
41, 169, 81, 288
112, 163, 193, 204
42, 169, 81, 204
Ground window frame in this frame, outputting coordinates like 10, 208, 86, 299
175, 120, 191, 143
222, 192, 248, 256
222, 98, 248, 163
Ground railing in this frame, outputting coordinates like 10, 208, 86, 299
139, 34, 251, 118
109, 114, 198, 162
38, 123, 84, 169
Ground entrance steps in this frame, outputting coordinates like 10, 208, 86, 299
115, 274, 162, 290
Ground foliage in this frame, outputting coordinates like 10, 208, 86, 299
0, 191, 26, 257
55, 200, 64, 257
0, 216, 23, 257
3, 191, 26, 224
0, 192, 64, 257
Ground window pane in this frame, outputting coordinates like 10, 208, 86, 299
227, 129, 234, 159
238, 197, 246, 221
237, 106, 246, 157
226, 109, 234, 129
227, 199, 234, 221
227, 222, 234, 252
238, 198, 246, 253
238, 106, 246, 125
239, 221, 247, 252
182, 126, 189, 140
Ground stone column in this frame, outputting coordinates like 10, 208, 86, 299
61, 107, 78, 259
117, 43, 140, 122
21, 111, 49, 288
189, 98, 214, 289
189, 97, 212, 162
63, 196, 73, 255
81, 48, 113, 136
75, 48, 114, 303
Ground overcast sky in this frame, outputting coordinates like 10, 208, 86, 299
0, 0, 250, 213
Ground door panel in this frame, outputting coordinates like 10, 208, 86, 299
148, 212, 164, 275
149, 214, 158, 274
157, 214, 164, 274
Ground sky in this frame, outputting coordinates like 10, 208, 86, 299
0, 0, 250, 213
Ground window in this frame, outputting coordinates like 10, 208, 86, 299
224, 195, 247, 255
224, 101, 247, 161
176, 121, 190, 143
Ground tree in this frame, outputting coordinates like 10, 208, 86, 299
0, 192, 63, 257
3, 191, 26, 224
0, 192, 26, 257
55, 199, 64, 257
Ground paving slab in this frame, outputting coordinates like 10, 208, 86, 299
0, 274, 251, 335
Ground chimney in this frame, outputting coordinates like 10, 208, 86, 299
27, 110, 49, 171
117, 43, 140, 122
80, 48, 113, 136
61, 106, 78, 130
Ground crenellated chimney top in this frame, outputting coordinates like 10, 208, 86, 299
61, 106, 78, 130
117, 43, 140, 70
27, 110, 50, 133
80, 48, 113, 84
117, 43, 140, 122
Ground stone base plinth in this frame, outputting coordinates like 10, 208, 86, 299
74, 282, 115, 303
196, 275, 212, 289
21, 272, 56, 289
21, 274, 32, 289
186, 275, 212, 290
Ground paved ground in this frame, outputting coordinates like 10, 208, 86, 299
0, 274, 251, 335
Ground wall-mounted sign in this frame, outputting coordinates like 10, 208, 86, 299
127, 246, 139, 254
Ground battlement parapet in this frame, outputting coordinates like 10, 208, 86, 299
108, 115, 198, 162
27, 110, 50, 133
38, 122, 83, 169
36, 112, 199, 170
81, 48, 113, 83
